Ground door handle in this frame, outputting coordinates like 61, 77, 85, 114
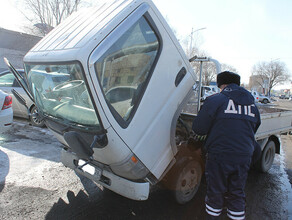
175, 67, 187, 87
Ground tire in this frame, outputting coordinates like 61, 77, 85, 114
256, 140, 276, 173
263, 99, 268, 104
170, 159, 202, 204
30, 106, 45, 127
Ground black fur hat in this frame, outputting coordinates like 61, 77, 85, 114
217, 71, 240, 88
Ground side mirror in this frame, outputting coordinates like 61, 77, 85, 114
63, 131, 108, 161
64, 131, 94, 160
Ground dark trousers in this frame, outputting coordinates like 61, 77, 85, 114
205, 155, 251, 220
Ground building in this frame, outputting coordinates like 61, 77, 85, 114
0, 28, 41, 72
249, 74, 269, 94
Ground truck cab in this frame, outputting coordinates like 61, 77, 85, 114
20, 0, 199, 202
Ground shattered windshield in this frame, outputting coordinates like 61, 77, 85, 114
25, 62, 101, 131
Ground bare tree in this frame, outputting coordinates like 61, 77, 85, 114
200, 63, 238, 85
180, 29, 238, 86
187, 49, 216, 85
190, 54, 238, 85
185, 46, 238, 85
252, 60, 290, 95
221, 63, 237, 73
22, 0, 82, 36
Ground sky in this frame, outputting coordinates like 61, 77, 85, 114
152, 0, 292, 89
1, 0, 292, 89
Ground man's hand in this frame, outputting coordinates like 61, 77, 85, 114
190, 130, 207, 141
187, 131, 206, 151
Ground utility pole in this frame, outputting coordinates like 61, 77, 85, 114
189, 27, 206, 55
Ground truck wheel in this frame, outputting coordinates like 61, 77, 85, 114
257, 140, 276, 172
172, 160, 202, 204
30, 106, 45, 127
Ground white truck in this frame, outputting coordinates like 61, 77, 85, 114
5, 0, 292, 204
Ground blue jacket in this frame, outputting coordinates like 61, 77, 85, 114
192, 84, 261, 161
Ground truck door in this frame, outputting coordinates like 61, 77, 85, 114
88, 1, 196, 178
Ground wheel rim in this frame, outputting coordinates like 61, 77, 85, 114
178, 165, 200, 197
32, 108, 43, 125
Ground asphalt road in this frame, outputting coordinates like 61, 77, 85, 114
0, 100, 292, 220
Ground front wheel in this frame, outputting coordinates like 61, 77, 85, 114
30, 106, 45, 127
172, 160, 202, 204
256, 140, 276, 172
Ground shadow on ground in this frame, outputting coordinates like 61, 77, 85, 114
45, 180, 206, 220
45, 160, 291, 220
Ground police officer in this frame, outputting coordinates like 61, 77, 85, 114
192, 71, 261, 220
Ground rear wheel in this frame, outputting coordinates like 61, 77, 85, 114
257, 140, 276, 172
30, 106, 45, 127
263, 99, 268, 104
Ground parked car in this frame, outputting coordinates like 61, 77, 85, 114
0, 69, 44, 127
279, 94, 289, 99
258, 94, 271, 104
250, 91, 259, 103
192, 84, 220, 101
250, 91, 271, 104
201, 85, 220, 101
0, 89, 13, 132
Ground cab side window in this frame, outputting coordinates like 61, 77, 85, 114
95, 16, 160, 125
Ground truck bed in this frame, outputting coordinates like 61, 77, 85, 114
179, 105, 292, 140
256, 106, 292, 139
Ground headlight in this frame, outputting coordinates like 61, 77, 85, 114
110, 154, 149, 180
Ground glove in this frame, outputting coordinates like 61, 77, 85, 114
190, 130, 207, 141
187, 131, 206, 151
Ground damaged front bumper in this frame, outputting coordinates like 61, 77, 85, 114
61, 149, 150, 201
